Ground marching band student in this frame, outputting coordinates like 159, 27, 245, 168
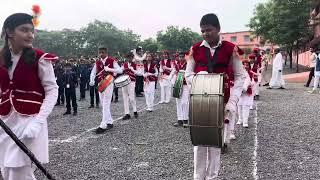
237, 60, 255, 128
185, 13, 246, 180
173, 52, 190, 127
121, 52, 138, 120
0, 12, 58, 179
249, 49, 261, 100
89, 47, 122, 134
132, 46, 146, 97
159, 51, 173, 103
143, 53, 158, 112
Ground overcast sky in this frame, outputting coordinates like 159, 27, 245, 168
1, 0, 267, 39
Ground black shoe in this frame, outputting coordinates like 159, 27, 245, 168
63, 111, 71, 115
173, 120, 184, 127
88, 105, 94, 108
114, 99, 118, 103
122, 114, 131, 120
183, 120, 189, 128
55, 103, 60, 106
95, 127, 107, 134
73, 111, 77, 116
134, 112, 138, 118
136, 94, 143, 97
95, 124, 113, 134
279, 87, 285, 89
96, 105, 100, 109
221, 144, 228, 154
267, 87, 272, 89
255, 95, 259, 100
106, 124, 114, 129
263, 83, 269, 86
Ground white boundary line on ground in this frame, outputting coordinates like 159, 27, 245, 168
252, 102, 259, 180
49, 102, 161, 144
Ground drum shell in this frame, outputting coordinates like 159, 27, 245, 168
189, 74, 225, 147
97, 75, 114, 93
172, 71, 184, 98
114, 75, 131, 88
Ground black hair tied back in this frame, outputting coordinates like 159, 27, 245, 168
22, 47, 36, 65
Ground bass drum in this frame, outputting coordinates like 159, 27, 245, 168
189, 73, 225, 147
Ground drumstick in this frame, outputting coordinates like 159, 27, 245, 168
96, 64, 110, 77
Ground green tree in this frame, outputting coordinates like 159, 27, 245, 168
138, 38, 160, 53
249, 0, 312, 71
156, 26, 202, 52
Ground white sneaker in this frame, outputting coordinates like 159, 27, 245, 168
236, 121, 242, 125
230, 131, 236, 140
159, 101, 164, 104
308, 90, 316, 94
243, 123, 248, 128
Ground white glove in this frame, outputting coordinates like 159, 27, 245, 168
186, 75, 194, 86
104, 66, 113, 73
225, 97, 237, 113
20, 118, 44, 139
89, 81, 95, 86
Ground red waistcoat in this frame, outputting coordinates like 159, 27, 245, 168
161, 59, 171, 75
192, 40, 235, 103
96, 57, 115, 82
0, 49, 57, 116
123, 62, 136, 81
251, 55, 262, 73
246, 68, 253, 95
144, 63, 157, 82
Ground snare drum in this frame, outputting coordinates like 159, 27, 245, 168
114, 75, 131, 88
97, 74, 114, 93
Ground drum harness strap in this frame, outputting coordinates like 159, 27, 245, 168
196, 46, 228, 71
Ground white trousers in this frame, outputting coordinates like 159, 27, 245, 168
144, 81, 155, 110
176, 85, 190, 120
223, 110, 236, 144
122, 82, 137, 114
253, 81, 259, 96
194, 146, 221, 180
99, 83, 114, 128
160, 78, 172, 103
238, 105, 250, 126
313, 74, 320, 91
1, 165, 36, 180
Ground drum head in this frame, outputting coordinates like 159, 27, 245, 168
114, 75, 129, 83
